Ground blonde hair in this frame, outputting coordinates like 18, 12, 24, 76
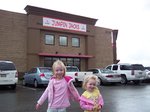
82, 74, 99, 90
52, 60, 66, 77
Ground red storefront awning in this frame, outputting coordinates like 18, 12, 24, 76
38, 53, 93, 58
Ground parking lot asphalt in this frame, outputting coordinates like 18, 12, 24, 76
1, 82, 150, 112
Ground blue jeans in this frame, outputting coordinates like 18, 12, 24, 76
47, 108, 66, 112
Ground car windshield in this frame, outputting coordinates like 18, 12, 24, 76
144, 67, 150, 71
39, 68, 52, 73
67, 67, 78, 72
100, 69, 114, 73
0, 62, 16, 70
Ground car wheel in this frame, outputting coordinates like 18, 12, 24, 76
121, 75, 127, 84
34, 80, 38, 88
99, 78, 103, 85
11, 84, 16, 90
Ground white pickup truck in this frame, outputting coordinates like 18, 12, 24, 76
66, 66, 93, 86
105, 63, 146, 84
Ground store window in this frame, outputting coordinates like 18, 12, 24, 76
44, 57, 81, 69
45, 34, 54, 45
72, 37, 80, 47
44, 57, 53, 67
60, 58, 67, 65
74, 58, 80, 69
59, 36, 68, 46
53, 57, 59, 62
67, 58, 73, 66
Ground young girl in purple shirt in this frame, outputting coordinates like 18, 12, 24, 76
36, 60, 80, 112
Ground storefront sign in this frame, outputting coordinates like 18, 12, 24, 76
43, 17, 86, 32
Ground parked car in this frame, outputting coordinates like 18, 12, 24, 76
105, 63, 146, 84
87, 68, 121, 85
144, 67, 150, 71
144, 67, 150, 80
23, 67, 52, 88
145, 71, 150, 79
66, 66, 93, 86
0, 60, 18, 89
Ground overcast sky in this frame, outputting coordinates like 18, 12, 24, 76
1, 0, 150, 66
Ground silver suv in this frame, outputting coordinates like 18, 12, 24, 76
0, 60, 18, 89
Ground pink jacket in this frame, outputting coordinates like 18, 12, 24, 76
80, 93, 104, 111
37, 76, 80, 108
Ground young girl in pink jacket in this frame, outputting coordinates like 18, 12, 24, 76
80, 74, 104, 112
36, 60, 80, 112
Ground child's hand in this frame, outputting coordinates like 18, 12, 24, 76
93, 104, 98, 111
35, 103, 41, 110
93, 104, 101, 112
96, 105, 102, 111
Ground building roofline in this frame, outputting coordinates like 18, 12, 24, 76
24, 5, 98, 25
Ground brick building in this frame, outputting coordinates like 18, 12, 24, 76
0, 5, 119, 74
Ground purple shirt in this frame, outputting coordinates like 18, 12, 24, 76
51, 78, 70, 108
37, 76, 80, 109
